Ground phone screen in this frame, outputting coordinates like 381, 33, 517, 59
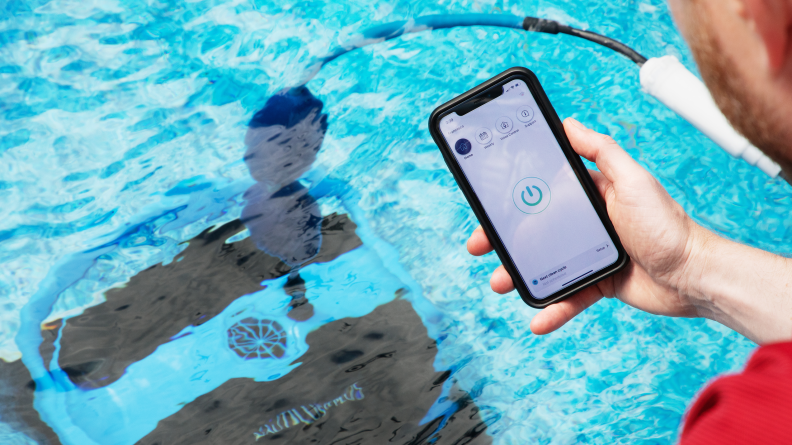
439, 79, 618, 300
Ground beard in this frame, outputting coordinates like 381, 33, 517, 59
683, 3, 792, 175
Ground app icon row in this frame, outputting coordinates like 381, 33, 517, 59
471, 106, 535, 146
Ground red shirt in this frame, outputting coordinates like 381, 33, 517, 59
680, 341, 792, 444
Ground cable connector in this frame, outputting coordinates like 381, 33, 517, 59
522, 17, 562, 34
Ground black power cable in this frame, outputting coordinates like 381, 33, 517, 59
523, 17, 648, 66
320, 15, 649, 70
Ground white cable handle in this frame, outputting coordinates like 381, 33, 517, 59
640, 55, 781, 178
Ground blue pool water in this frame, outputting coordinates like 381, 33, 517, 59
2, 0, 791, 444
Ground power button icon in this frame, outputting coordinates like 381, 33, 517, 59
512, 177, 551, 214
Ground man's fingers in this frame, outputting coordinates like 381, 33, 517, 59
563, 118, 643, 183
469, 226, 513, 294
467, 225, 494, 256
490, 265, 515, 294
588, 169, 612, 201
529, 286, 604, 335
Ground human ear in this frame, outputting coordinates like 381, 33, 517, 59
742, 0, 792, 74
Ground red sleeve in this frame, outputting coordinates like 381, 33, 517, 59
680, 341, 792, 445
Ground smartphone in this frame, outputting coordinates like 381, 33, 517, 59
428, 67, 628, 308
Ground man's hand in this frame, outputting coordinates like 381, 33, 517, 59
468, 118, 711, 335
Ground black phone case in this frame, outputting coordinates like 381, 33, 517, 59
428, 66, 629, 308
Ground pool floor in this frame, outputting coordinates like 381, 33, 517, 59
1, 0, 787, 443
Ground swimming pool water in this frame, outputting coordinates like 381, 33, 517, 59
2, 0, 790, 444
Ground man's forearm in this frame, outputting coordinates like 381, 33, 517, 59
683, 226, 792, 344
